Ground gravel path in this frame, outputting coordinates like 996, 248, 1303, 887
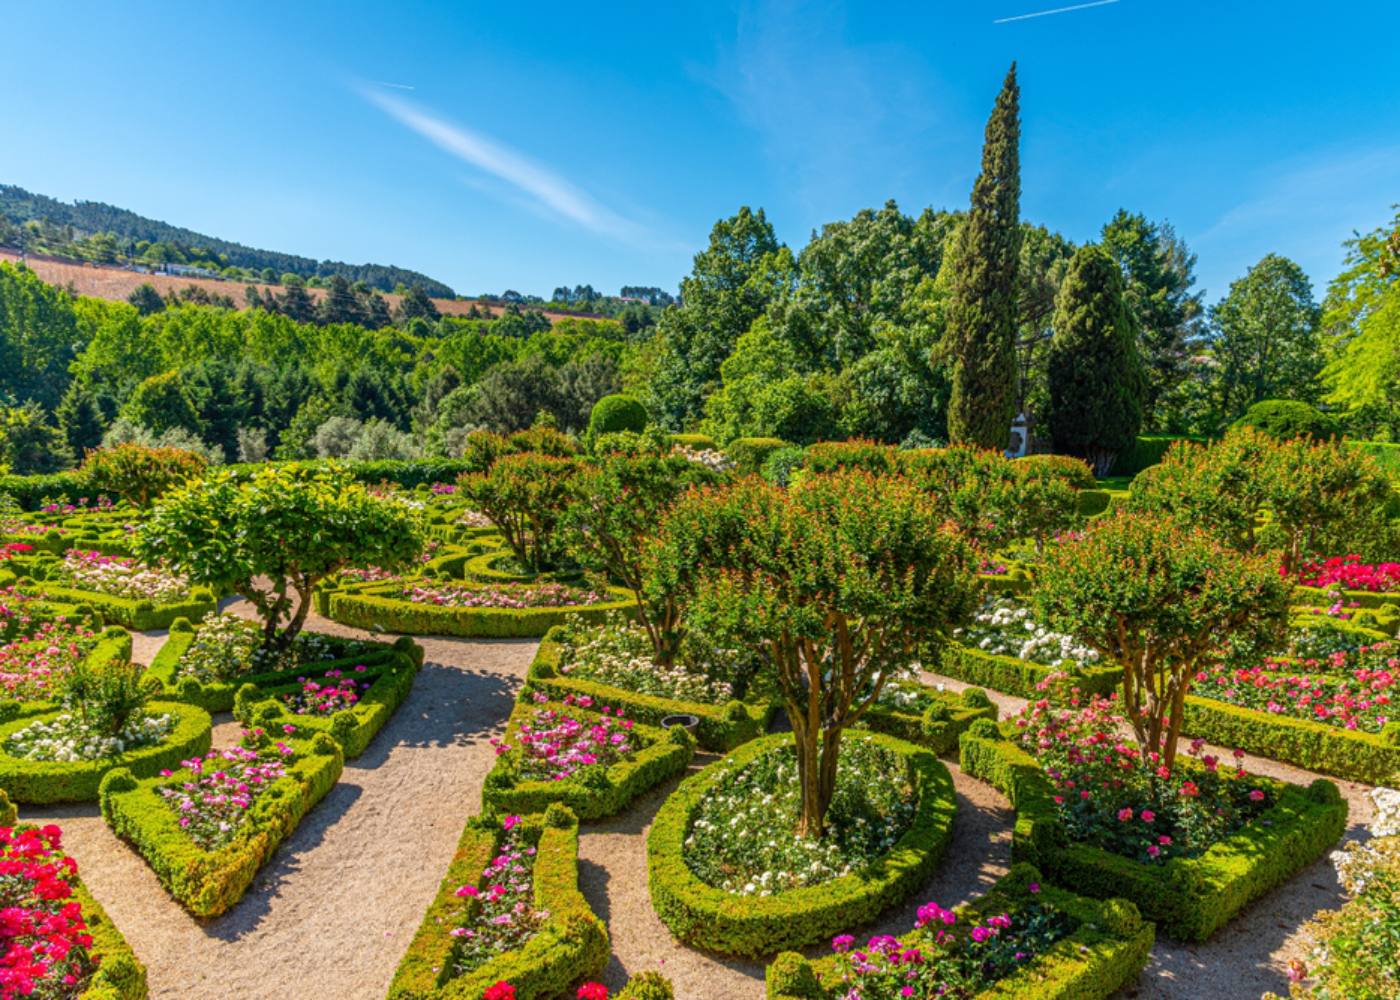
14, 617, 1378, 1000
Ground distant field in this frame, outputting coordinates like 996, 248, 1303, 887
0, 250, 587, 322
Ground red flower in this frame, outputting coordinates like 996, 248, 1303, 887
484, 983, 517, 1000
578, 984, 610, 1000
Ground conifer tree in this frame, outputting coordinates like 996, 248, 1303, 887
945, 63, 1022, 449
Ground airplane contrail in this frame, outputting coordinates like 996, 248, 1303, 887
994, 0, 1120, 24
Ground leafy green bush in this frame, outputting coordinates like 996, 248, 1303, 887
1232, 399, 1339, 440
933, 643, 1121, 701
1015, 453, 1096, 490
587, 394, 648, 439
457, 453, 580, 572
802, 439, 899, 475
79, 444, 208, 508
759, 446, 806, 487
725, 437, 789, 474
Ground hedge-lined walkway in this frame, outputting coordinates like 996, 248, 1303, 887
10, 606, 1381, 999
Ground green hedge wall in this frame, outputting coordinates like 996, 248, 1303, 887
0, 701, 212, 804
323, 581, 636, 639
764, 863, 1153, 1000
482, 694, 694, 820
959, 726, 1347, 942
1293, 583, 1400, 611
1181, 693, 1400, 785
232, 639, 424, 758
15, 579, 217, 631
527, 627, 775, 752
857, 684, 999, 754
73, 867, 150, 1000
1106, 434, 1207, 478
144, 620, 419, 715
387, 804, 609, 1000
98, 730, 344, 918
933, 643, 1121, 701
647, 731, 958, 957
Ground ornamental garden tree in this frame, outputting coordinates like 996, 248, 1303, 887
136, 464, 425, 651
899, 445, 1021, 550
1031, 511, 1291, 768
457, 452, 581, 573
563, 449, 717, 664
650, 471, 979, 836
79, 443, 209, 508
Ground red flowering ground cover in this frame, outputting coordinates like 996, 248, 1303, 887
0, 824, 98, 1000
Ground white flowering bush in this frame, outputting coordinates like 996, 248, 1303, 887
954, 596, 1100, 668
5, 711, 176, 762
556, 616, 737, 705
670, 445, 733, 474
682, 739, 915, 897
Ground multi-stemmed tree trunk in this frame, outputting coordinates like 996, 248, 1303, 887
945, 63, 1023, 450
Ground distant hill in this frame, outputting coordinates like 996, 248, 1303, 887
0, 183, 454, 296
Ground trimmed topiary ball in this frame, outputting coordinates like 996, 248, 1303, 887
1231, 399, 1338, 441
588, 394, 648, 438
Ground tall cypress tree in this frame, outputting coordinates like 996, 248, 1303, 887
945, 63, 1022, 449
1047, 244, 1144, 475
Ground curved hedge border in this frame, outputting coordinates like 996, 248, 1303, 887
959, 722, 1348, 942
857, 684, 999, 754
482, 692, 695, 820
527, 627, 775, 752
325, 582, 637, 639
933, 643, 1121, 701
1294, 583, 1400, 611
231, 638, 424, 758
647, 731, 958, 957
98, 729, 344, 918
764, 862, 1153, 1000
388, 803, 608, 1000
144, 619, 419, 715
16, 580, 217, 631
1181, 693, 1400, 785
0, 700, 212, 804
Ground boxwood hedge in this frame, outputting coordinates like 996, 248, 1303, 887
959, 723, 1348, 942
387, 803, 608, 1000
482, 692, 694, 820
933, 643, 1121, 701
764, 863, 1153, 1000
325, 582, 637, 639
647, 731, 958, 957
0, 700, 212, 804
527, 627, 775, 752
98, 729, 344, 918
1294, 583, 1400, 611
16, 580, 218, 631
856, 683, 999, 754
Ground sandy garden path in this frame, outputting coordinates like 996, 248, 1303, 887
14, 611, 1378, 999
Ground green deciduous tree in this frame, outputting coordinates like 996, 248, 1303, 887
79, 443, 208, 507
944, 64, 1022, 449
1046, 244, 1144, 475
457, 452, 581, 571
122, 370, 201, 437
0, 402, 72, 474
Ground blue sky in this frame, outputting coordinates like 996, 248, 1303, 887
6, 1, 1399, 303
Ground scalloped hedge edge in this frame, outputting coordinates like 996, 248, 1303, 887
958, 724, 1348, 942
857, 683, 999, 754
324, 583, 637, 638
647, 731, 958, 957
482, 692, 695, 820
144, 619, 420, 715
1181, 692, 1400, 785
527, 627, 775, 752
98, 730, 345, 918
764, 862, 1153, 1000
0, 701, 213, 804
932, 643, 1121, 700
17, 581, 217, 631
387, 804, 608, 1000
231, 637, 424, 758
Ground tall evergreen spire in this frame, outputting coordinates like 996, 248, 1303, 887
945, 62, 1022, 449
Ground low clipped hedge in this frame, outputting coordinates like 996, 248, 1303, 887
232, 638, 424, 758
959, 723, 1348, 942
857, 684, 999, 754
388, 803, 608, 1000
17, 580, 217, 631
933, 643, 1121, 701
725, 437, 790, 474
647, 731, 958, 957
0, 701, 212, 804
1, 527, 69, 553
527, 627, 775, 752
764, 862, 1153, 1000
98, 729, 344, 918
145, 618, 421, 715
1294, 583, 1400, 611
668, 433, 718, 451
482, 692, 695, 820
326, 582, 637, 639
1181, 693, 1400, 785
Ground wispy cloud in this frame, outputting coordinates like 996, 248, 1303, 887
359, 86, 641, 241
372, 80, 416, 91
994, 0, 1120, 24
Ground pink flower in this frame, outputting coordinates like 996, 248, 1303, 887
1140, 809, 1155, 823
1117, 807, 1133, 822
1249, 789, 1265, 802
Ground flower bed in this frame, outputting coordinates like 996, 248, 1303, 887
857, 675, 1000, 754
0, 813, 149, 1000
933, 642, 1121, 701
400, 581, 610, 610
959, 720, 1347, 941
98, 725, 344, 917
388, 804, 608, 1000
647, 731, 957, 957
956, 597, 1103, 670
765, 863, 1153, 1000
0, 701, 211, 804
15, 552, 217, 630
481, 692, 694, 820
527, 627, 774, 752
1298, 556, 1400, 593
324, 579, 637, 639
229, 638, 424, 758
0, 621, 129, 708
144, 614, 408, 715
